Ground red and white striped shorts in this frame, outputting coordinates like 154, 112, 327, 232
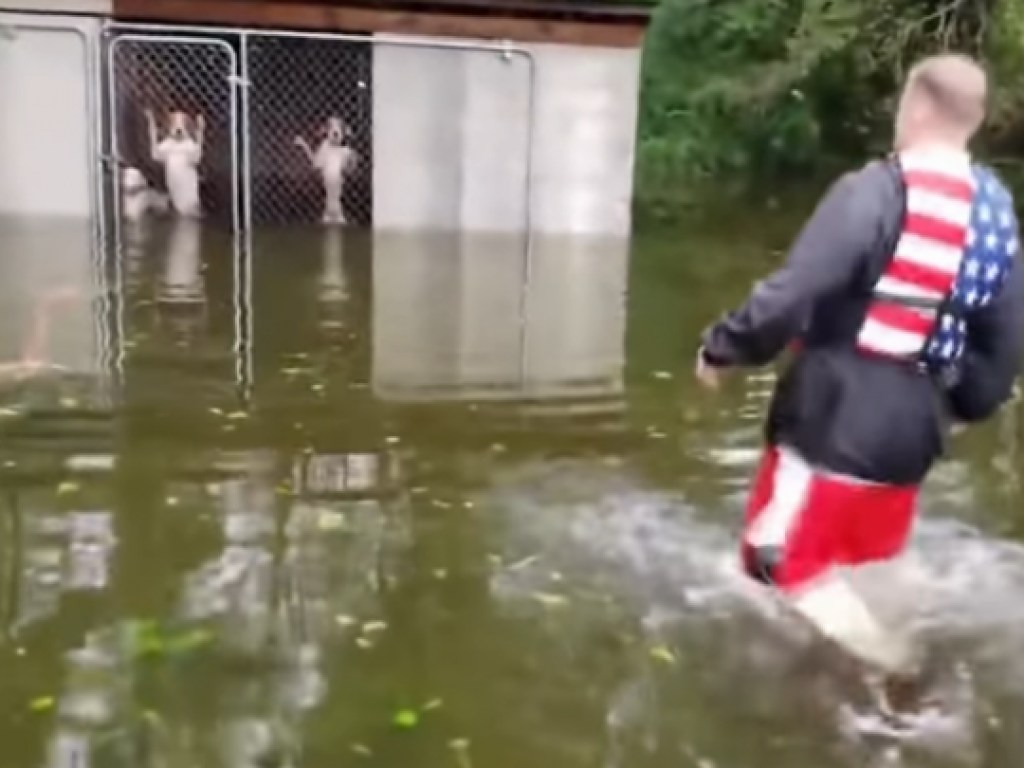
741, 444, 919, 594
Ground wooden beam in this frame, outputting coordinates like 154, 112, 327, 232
112, 0, 649, 47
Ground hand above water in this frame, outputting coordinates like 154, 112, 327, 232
695, 346, 725, 390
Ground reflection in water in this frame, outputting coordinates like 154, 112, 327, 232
0, 218, 1023, 768
371, 233, 627, 405
157, 217, 205, 306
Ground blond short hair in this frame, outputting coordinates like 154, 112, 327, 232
903, 54, 988, 136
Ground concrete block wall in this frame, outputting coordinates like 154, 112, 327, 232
373, 36, 641, 238
0, 10, 101, 218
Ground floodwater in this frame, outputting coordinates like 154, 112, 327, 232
0, 211, 1023, 768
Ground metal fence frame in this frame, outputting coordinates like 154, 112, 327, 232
105, 32, 242, 235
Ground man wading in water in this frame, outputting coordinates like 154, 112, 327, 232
695, 54, 1024, 715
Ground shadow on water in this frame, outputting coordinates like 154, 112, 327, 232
0, 212, 1022, 768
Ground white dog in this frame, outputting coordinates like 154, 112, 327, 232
294, 116, 358, 225
121, 166, 168, 222
146, 108, 204, 218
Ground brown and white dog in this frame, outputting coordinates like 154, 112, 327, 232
294, 116, 358, 225
146, 108, 205, 218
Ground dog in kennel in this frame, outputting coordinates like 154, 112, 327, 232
293, 116, 360, 225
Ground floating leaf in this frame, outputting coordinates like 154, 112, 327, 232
532, 592, 568, 608
164, 629, 214, 655
649, 645, 677, 665
29, 696, 55, 713
393, 709, 419, 729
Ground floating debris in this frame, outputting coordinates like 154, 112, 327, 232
385, 435, 401, 445
166, 496, 179, 507
433, 568, 448, 580
652, 370, 673, 380
532, 592, 569, 608
422, 699, 443, 712
226, 411, 248, 420
351, 744, 373, 758
649, 645, 677, 665
317, 512, 346, 531
208, 407, 224, 416
362, 621, 387, 635
335, 615, 357, 628
507, 555, 539, 571
355, 637, 374, 650
450, 738, 472, 768
29, 696, 55, 713
57, 481, 79, 496
0, 407, 21, 418
393, 709, 419, 729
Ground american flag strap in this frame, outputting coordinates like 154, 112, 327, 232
855, 149, 975, 360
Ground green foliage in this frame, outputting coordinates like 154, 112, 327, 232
635, 0, 1024, 216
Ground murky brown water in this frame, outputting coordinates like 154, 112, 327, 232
0, 212, 1023, 768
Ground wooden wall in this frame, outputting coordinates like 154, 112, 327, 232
112, 0, 651, 47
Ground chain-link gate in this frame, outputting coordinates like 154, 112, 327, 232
107, 33, 239, 230
243, 33, 372, 228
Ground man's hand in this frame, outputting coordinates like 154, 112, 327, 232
695, 346, 724, 390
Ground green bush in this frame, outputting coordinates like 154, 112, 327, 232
635, 0, 1024, 218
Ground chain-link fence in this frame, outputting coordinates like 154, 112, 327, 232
108, 35, 238, 226
245, 34, 373, 228
104, 24, 534, 234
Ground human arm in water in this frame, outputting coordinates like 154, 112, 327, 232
698, 163, 893, 371
947, 254, 1024, 422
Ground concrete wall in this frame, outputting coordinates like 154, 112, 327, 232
0, 11, 100, 218
0, 0, 110, 11
371, 232, 628, 402
373, 38, 640, 237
